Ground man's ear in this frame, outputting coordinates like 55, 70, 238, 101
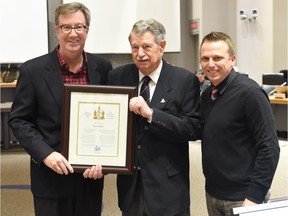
231, 55, 236, 65
160, 40, 166, 52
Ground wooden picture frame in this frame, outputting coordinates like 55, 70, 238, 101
62, 84, 136, 174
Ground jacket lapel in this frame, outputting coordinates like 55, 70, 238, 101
123, 64, 139, 90
44, 50, 64, 109
150, 61, 172, 111
137, 61, 172, 142
44, 52, 102, 110
86, 54, 101, 84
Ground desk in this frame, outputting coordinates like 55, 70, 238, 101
269, 96, 288, 138
1, 83, 17, 148
1, 102, 13, 149
269, 96, 288, 105
0, 82, 17, 88
0, 82, 16, 103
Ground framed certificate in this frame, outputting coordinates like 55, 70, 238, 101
61, 84, 136, 174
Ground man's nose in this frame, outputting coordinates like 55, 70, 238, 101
69, 28, 78, 36
138, 47, 148, 56
207, 58, 216, 66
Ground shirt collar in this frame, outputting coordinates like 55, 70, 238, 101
56, 45, 88, 73
138, 59, 163, 84
215, 69, 237, 96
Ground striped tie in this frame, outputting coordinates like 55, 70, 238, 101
140, 76, 151, 103
211, 87, 218, 100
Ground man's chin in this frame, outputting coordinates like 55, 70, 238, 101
67, 45, 81, 52
137, 65, 150, 72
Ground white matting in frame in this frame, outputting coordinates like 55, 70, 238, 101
62, 85, 136, 174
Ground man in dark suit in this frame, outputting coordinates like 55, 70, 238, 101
109, 19, 202, 216
8, 2, 112, 216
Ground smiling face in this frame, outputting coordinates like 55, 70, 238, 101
130, 31, 166, 75
200, 40, 236, 86
56, 10, 89, 57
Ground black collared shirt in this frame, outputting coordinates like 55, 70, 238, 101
200, 70, 280, 203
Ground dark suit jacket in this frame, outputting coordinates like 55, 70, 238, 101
109, 60, 202, 215
8, 49, 112, 198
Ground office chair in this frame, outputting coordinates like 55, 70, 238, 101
262, 85, 276, 96
262, 73, 286, 85
279, 69, 287, 79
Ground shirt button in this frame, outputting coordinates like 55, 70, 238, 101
137, 144, 141, 149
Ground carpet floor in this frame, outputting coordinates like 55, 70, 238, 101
1, 140, 287, 216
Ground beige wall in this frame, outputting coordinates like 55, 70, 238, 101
273, 0, 288, 73
48, 0, 196, 72
48, 0, 287, 79
236, 0, 274, 83
191, 0, 287, 84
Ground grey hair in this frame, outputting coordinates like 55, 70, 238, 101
129, 19, 166, 45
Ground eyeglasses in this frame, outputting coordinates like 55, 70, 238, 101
57, 24, 88, 34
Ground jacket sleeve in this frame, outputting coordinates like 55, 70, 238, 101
149, 72, 203, 142
245, 87, 280, 203
8, 64, 56, 164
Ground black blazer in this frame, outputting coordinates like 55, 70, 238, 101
109, 60, 202, 215
8, 49, 112, 198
